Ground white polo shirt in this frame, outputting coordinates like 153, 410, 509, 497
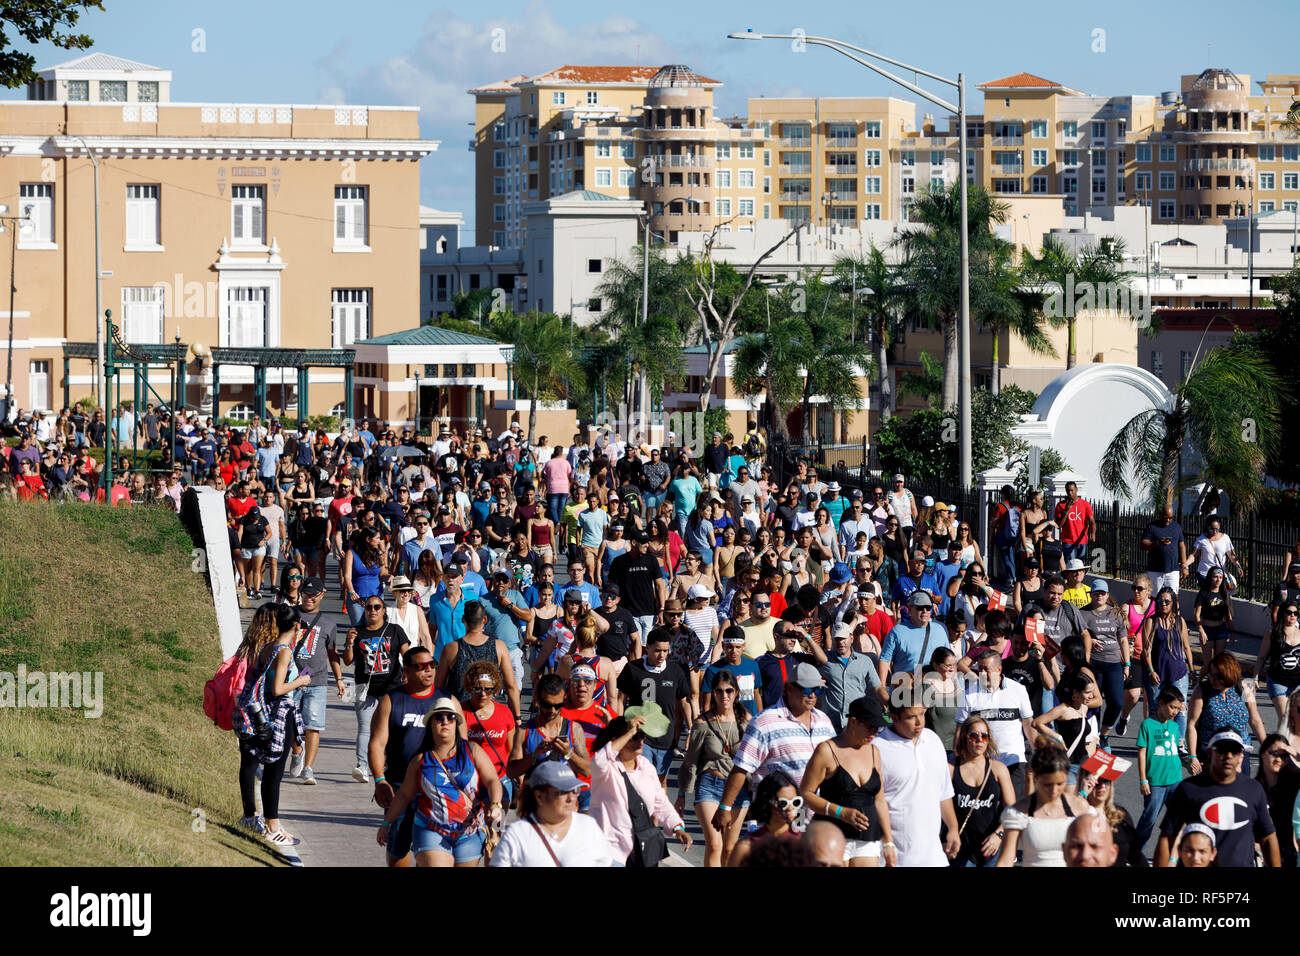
875, 726, 954, 867
954, 677, 1034, 767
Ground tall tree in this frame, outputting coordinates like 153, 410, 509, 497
832, 245, 907, 421
893, 182, 1010, 410
1022, 236, 1128, 369
1100, 339, 1283, 512
731, 315, 804, 441
495, 311, 586, 442
0, 1, 100, 88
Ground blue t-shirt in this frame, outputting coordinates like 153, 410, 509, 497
880, 620, 950, 674
403, 536, 442, 576
428, 595, 468, 658
891, 572, 940, 623
577, 508, 611, 548
934, 559, 963, 598
702, 656, 763, 717
256, 446, 279, 478
669, 475, 702, 516
482, 589, 527, 651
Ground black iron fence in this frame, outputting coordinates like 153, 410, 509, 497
768, 437, 1296, 606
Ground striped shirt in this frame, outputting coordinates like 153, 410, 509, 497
732, 701, 835, 787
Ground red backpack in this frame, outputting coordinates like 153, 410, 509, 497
203, 654, 248, 731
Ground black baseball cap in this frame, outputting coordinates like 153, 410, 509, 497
848, 695, 889, 729
301, 577, 326, 596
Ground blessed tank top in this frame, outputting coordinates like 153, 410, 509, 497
952, 757, 1005, 863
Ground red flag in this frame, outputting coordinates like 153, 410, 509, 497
1027, 617, 1047, 644
984, 587, 1007, 612
1081, 749, 1132, 781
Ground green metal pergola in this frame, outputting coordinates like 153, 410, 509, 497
206, 347, 356, 422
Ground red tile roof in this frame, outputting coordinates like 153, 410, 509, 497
468, 75, 528, 95
534, 65, 720, 85
978, 72, 1064, 90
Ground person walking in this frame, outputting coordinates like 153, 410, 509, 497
287, 578, 343, 785
996, 743, 1092, 867
341, 595, 410, 783
875, 689, 961, 866
1141, 586, 1194, 740
1140, 504, 1187, 597
1254, 601, 1300, 726
489, 762, 614, 867
948, 715, 1017, 867
676, 669, 750, 867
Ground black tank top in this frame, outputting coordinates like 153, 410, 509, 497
448, 635, 498, 701
385, 689, 439, 782
952, 757, 1005, 863
1055, 713, 1092, 764
1268, 636, 1300, 686
814, 746, 882, 842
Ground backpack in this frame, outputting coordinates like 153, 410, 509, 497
997, 505, 1021, 544
203, 654, 248, 731
745, 434, 763, 459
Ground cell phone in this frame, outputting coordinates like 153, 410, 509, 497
300, 668, 311, 679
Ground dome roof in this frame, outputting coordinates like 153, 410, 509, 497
648, 64, 703, 89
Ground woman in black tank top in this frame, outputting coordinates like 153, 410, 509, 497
798, 697, 895, 867
948, 716, 1017, 866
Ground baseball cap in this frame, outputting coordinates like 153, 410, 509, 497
632, 530, 650, 543
790, 662, 825, 690
892, 473, 905, 483
562, 588, 584, 604
491, 569, 512, 582
340, 477, 352, 487
444, 562, 463, 578
528, 760, 583, 793
301, 577, 326, 596
933, 501, 948, 512
478, 480, 491, 490
805, 492, 818, 502
908, 590, 934, 608
832, 622, 855, 642
1206, 728, 1245, 752
438, 505, 451, 515
1289, 562, 1300, 574
921, 495, 935, 508
848, 695, 889, 729
1181, 823, 1217, 847
947, 540, 963, 553
1024, 556, 1040, 569
570, 663, 598, 681
850, 488, 864, 500
687, 583, 713, 601
1091, 578, 1109, 592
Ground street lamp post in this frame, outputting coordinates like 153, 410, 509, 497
729, 29, 972, 486
76, 137, 105, 410
0, 206, 36, 419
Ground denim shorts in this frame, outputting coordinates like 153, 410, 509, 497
411, 817, 485, 862
241, 546, 267, 559
642, 743, 674, 777
1266, 678, 1300, 699
299, 685, 327, 731
694, 771, 750, 807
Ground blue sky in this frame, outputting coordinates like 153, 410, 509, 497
6, 0, 1298, 237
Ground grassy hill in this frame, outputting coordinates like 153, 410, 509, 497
0, 502, 282, 866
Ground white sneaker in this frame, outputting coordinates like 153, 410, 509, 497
301, 766, 317, 785
288, 750, 304, 778
351, 764, 370, 783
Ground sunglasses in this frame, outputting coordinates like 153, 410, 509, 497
714, 687, 736, 695
967, 731, 990, 741
753, 601, 771, 608
1132, 585, 1148, 592
365, 604, 385, 611
430, 713, 458, 724
407, 660, 436, 671
775, 796, 804, 811
538, 700, 564, 712
799, 687, 820, 697
288, 575, 302, 581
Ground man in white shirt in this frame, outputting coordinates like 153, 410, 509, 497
792, 492, 820, 533
874, 691, 960, 866
955, 647, 1037, 796
838, 495, 875, 554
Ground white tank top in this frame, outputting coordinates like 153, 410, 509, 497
888, 490, 914, 527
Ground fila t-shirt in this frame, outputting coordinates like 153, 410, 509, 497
1159, 772, 1274, 868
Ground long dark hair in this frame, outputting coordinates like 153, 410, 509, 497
702, 669, 750, 729
350, 528, 381, 567
591, 715, 636, 754
750, 770, 798, 827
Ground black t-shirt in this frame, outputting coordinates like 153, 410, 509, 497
775, 503, 798, 535
616, 457, 644, 488
597, 606, 638, 661
617, 659, 690, 748
240, 516, 269, 549
1002, 654, 1045, 715
486, 512, 514, 544
1159, 772, 1274, 868
1142, 521, 1184, 574
352, 622, 410, 697
609, 551, 662, 617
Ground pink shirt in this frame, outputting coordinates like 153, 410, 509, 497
541, 458, 573, 495
590, 743, 684, 862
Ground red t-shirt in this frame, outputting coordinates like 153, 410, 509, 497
227, 494, 254, 521
466, 701, 516, 779
856, 607, 896, 647
328, 495, 356, 537
1054, 497, 1093, 545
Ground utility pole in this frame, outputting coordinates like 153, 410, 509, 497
77, 137, 105, 409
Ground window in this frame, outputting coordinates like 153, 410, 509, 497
1062, 121, 1078, 137
492, 231, 504, 246
28, 360, 49, 411
739, 143, 754, 159
121, 287, 164, 343
930, 150, 945, 166
596, 141, 611, 157
738, 169, 754, 189
993, 179, 1021, 194
588, 258, 602, 274
225, 287, 268, 347
763, 150, 771, 167
863, 204, 882, 219
1135, 172, 1152, 191
1031, 149, 1048, 166
1061, 150, 1079, 166
494, 204, 505, 222
588, 298, 602, 312
594, 168, 612, 187
1091, 149, 1105, 167
332, 289, 370, 346
334, 185, 366, 246
763, 176, 771, 194
901, 177, 915, 194
99, 80, 126, 102
1259, 145, 1276, 162
620, 141, 634, 159
738, 198, 754, 216
863, 150, 881, 167
1092, 175, 1107, 194
1180, 351, 1193, 379
1259, 200, 1276, 212
1031, 175, 1048, 193
864, 121, 881, 138
552, 92, 565, 105
1285, 145, 1300, 162
1150, 351, 1163, 377
1091, 121, 1106, 140
717, 169, 732, 188
67, 79, 88, 101
1158, 199, 1175, 219
494, 176, 505, 195
900, 151, 915, 166
1030, 120, 1047, 138
1158, 171, 1175, 190
1284, 172, 1300, 190
1063, 175, 1078, 194
1159, 145, 1176, 163
19, 183, 53, 244
493, 122, 505, 142
137, 81, 158, 102
493, 150, 505, 169
931, 177, 946, 191
618, 168, 634, 187
586, 91, 598, 105
863, 176, 881, 194
1136, 144, 1152, 163
716, 143, 731, 160
1260, 172, 1275, 190
436, 275, 448, 301
124, 184, 160, 247
716, 198, 731, 216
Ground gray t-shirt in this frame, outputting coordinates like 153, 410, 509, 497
1080, 606, 1124, 664
292, 611, 338, 687
729, 478, 760, 511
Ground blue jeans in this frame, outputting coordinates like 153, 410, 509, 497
1145, 673, 1190, 739
643, 491, 665, 512
673, 511, 688, 536
1092, 659, 1126, 730
634, 614, 655, 645
995, 540, 1018, 586
1061, 542, 1088, 565
547, 493, 567, 526
1136, 782, 1177, 847
642, 743, 674, 777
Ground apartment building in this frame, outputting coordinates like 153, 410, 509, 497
1, 53, 437, 418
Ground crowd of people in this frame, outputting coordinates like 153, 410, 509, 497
11, 398, 1296, 868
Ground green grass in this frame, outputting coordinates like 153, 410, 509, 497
0, 501, 283, 866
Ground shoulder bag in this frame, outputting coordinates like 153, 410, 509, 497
618, 764, 668, 868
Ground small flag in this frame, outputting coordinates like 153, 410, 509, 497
1027, 617, 1047, 644
984, 587, 1007, 612
1081, 749, 1132, 781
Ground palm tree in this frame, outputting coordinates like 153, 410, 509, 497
832, 245, 907, 421
495, 311, 587, 441
731, 313, 804, 441
1100, 338, 1282, 512
893, 182, 1010, 410
1023, 236, 1127, 369
896, 351, 943, 406
974, 243, 1057, 394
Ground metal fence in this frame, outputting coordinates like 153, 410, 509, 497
768, 437, 1296, 606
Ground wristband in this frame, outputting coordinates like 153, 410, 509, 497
674, 824, 686, 832
1140, 780, 1148, 785
717, 803, 732, 812
374, 776, 386, 784
833, 804, 843, 818
882, 841, 895, 849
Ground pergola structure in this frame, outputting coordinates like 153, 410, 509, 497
206, 347, 356, 422
62, 340, 187, 414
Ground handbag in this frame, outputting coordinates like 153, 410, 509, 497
619, 764, 668, 868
